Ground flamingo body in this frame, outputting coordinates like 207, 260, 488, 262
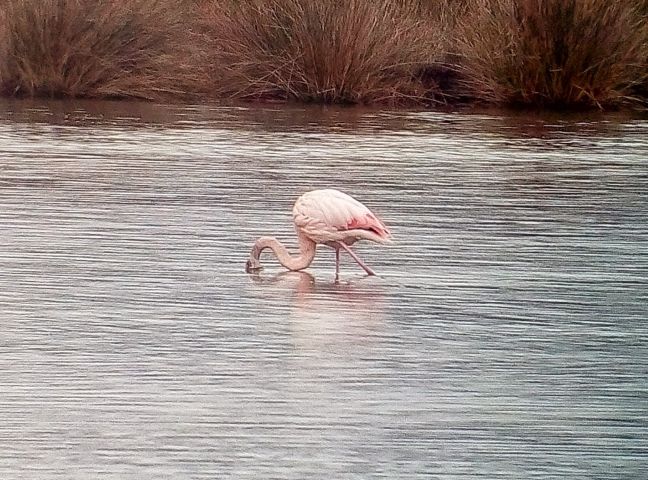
246, 189, 390, 276
293, 189, 390, 245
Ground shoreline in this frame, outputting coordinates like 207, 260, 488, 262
3, 97, 646, 126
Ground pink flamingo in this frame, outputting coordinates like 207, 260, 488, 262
246, 189, 391, 276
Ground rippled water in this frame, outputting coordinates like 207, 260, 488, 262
0, 99, 647, 479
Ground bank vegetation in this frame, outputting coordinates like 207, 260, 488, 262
0, 0, 646, 109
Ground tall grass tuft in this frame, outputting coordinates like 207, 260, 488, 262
0, 0, 205, 100
0, 0, 646, 108
200, 0, 446, 104
456, 0, 648, 108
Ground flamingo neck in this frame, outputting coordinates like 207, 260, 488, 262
251, 233, 316, 271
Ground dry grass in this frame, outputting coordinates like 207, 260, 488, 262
0, 0, 206, 100
633, 0, 648, 99
456, 0, 648, 108
0, 0, 646, 109
199, 0, 447, 104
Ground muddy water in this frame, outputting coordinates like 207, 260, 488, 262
0, 99, 646, 479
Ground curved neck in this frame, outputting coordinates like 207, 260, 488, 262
251, 233, 316, 271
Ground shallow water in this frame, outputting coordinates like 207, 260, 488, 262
0, 99, 646, 479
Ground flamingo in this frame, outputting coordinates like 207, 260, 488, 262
245, 189, 391, 276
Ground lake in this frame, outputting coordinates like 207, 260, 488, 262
0, 99, 646, 479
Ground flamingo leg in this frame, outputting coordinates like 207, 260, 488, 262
335, 248, 340, 279
338, 242, 376, 276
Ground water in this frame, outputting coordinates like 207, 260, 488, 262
0, 99, 646, 479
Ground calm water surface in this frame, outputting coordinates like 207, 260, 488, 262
0, 100, 647, 479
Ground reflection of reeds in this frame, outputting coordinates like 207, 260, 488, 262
0, 0, 646, 109
0, 0, 204, 100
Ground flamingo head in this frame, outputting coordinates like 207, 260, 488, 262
245, 258, 263, 273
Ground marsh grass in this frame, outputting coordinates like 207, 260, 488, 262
200, 0, 447, 104
0, 0, 205, 99
456, 0, 648, 108
0, 0, 646, 109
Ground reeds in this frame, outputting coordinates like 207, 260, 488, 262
456, 0, 648, 108
0, 0, 646, 109
200, 0, 446, 104
0, 0, 205, 99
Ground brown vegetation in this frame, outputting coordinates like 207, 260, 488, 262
0, 0, 205, 100
456, 0, 648, 108
0, 0, 646, 109
199, 0, 448, 104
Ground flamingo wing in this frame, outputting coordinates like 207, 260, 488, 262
293, 189, 390, 244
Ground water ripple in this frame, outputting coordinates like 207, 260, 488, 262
0, 100, 647, 479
